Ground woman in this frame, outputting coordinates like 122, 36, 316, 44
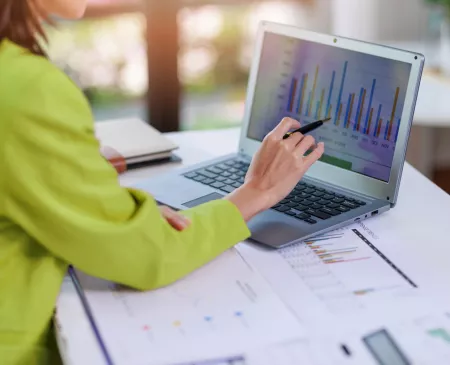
0, 0, 324, 364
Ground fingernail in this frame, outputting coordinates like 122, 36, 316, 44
319, 142, 324, 148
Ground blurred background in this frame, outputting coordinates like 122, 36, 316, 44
46, 0, 450, 192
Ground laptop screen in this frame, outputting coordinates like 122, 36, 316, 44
247, 32, 412, 182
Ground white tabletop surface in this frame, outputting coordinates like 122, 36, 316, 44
55, 128, 450, 364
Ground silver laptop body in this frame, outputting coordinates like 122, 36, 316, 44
139, 21, 424, 249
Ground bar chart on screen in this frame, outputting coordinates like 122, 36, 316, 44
250, 33, 412, 182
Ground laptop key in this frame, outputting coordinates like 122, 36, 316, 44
304, 188, 315, 194
228, 168, 238, 173
194, 175, 206, 182
184, 172, 198, 179
337, 206, 350, 213
215, 176, 226, 182
207, 167, 223, 174
301, 200, 313, 206
229, 174, 241, 180
320, 207, 341, 216
309, 196, 320, 202
311, 203, 323, 210
342, 201, 359, 209
306, 209, 331, 220
295, 185, 306, 191
199, 170, 218, 179
316, 187, 325, 192
275, 206, 291, 212
223, 179, 235, 185
236, 171, 246, 177
335, 193, 344, 198
318, 199, 329, 205
304, 218, 317, 224
211, 181, 225, 189
327, 202, 340, 208
286, 202, 298, 208
220, 185, 235, 193
293, 197, 303, 203
295, 213, 310, 220
332, 197, 345, 204
285, 210, 297, 216
202, 178, 215, 185
356, 200, 367, 205
297, 192, 309, 199
313, 191, 325, 197
216, 163, 228, 170
232, 182, 242, 189
221, 171, 232, 177
323, 194, 334, 200
280, 199, 289, 204
238, 177, 245, 184
295, 204, 308, 211
225, 160, 235, 166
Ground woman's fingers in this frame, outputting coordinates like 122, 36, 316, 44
268, 117, 301, 140
282, 131, 303, 149
304, 142, 325, 168
159, 206, 191, 231
295, 135, 317, 155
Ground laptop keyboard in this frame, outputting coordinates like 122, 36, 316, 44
183, 158, 367, 225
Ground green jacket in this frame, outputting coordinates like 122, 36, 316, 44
0, 40, 250, 364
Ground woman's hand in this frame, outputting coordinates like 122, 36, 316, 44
159, 206, 191, 231
226, 117, 324, 221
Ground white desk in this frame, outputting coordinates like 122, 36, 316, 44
55, 128, 450, 364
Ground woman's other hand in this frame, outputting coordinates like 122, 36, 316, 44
159, 206, 191, 231
226, 117, 324, 221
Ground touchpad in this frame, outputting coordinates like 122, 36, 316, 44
183, 192, 224, 208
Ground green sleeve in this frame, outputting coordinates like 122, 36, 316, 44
3, 68, 250, 291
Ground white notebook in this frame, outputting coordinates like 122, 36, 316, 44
94, 118, 178, 165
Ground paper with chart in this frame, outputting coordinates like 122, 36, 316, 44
237, 221, 429, 331
335, 311, 450, 365
75, 249, 305, 365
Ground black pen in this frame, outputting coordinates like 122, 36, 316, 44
283, 117, 332, 139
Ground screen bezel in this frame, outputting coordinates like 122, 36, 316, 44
239, 21, 424, 205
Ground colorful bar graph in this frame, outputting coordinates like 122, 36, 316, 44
354, 88, 364, 131
367, 108, 374, 136
287, 78, 298, 112
318, 88, 325, 118
306, 91, 312, 116
308, 65, 319, 116
334, 61, 348, 125
326, 71, 336, 118
337, 103, 343, 126
376, 118, 383, 138
356, 88, 367, 132
395, 118, 401, 142
374, 105, 382, 138
387, 87, 400, 141
296, 74, 308, 115
364, 79, 376, 134
346, 93, 355, 129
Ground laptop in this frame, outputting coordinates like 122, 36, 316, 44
140, 21, 424, 249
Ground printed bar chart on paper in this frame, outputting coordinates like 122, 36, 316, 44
74, 249, 303, 365
238, 223, 417, 323
248, 34, 412, 182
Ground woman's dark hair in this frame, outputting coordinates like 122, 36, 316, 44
0, 0, 48, 55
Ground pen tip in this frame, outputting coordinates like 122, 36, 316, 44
323, 118, 332, 123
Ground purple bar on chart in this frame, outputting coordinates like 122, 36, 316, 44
334, 61, 348, 125
364, 79, 376, 134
